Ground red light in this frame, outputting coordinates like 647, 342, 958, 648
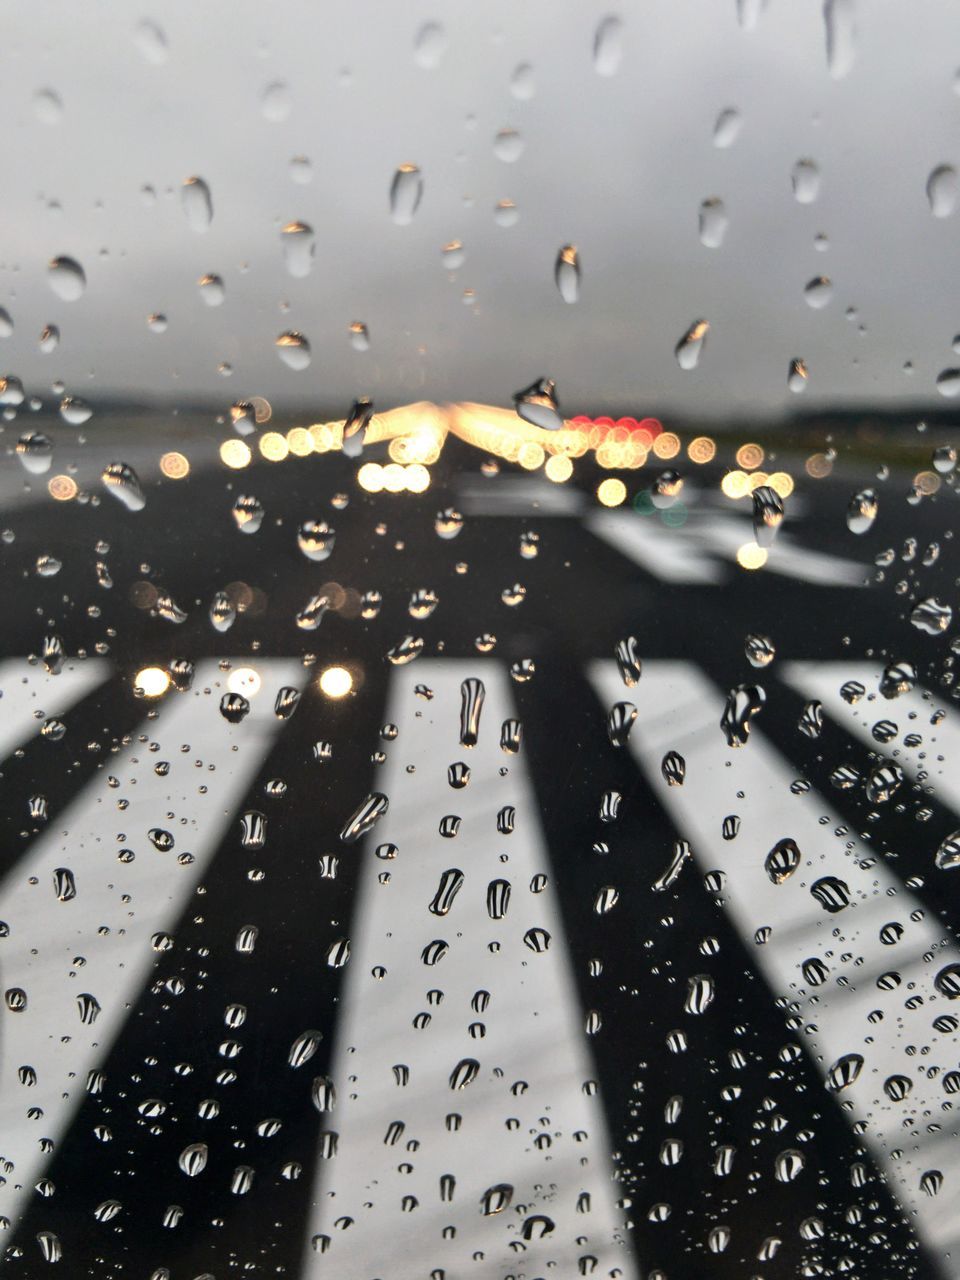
640, 417, 662, 437
616, 416, 639, 432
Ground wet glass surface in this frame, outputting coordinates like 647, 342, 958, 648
0, 5, 959, 1278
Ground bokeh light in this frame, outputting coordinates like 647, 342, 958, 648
48, 474, 78, 500
687, 436, 716, 464
736, 443, 765, 470
736, 543, 768, 570
227, 667, 262, 698
319, 666, 353, 698
652, 432, 681, 459
220, 439, 251, 469
160, 451, 190, 479
720, 470, 750, 499
259, 432, 289, 462
597, 478, 627, 507
134, 666, 170, 697
545, 454, 573, 483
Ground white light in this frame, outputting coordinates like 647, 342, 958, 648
134, 666, 170, 698
319, 666, 353, 698
228, 667, 262, 697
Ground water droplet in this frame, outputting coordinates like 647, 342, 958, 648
261, 81, 292, 122
386, 635, 424, 665
698, 198, 728, 248
737, 0, 765, 29
791, 158, 821, 204
911, 597, 952, 635
429, 868, 465, 916
289, 1030, 322, 1068
134, 19, 168, 64
788, 358, 809, 393
33, 89, 63, 124
439, 240, 466, 273
593, 16, 624, 76
0, 376, 23, 408
178, 1142, 208, 1177
823, 0, 856, 79
607, 702, 637, 747
523, 927, 551, 953
47, 256, 85, 301
675, 319, 709, 370
297, 520, 335, 561
720, 684, 766, 746
53, 867, 76, 901
102, 462, 145, 512
514, 376, 562, 429
198, 273, 224, 306
290, 154, 312, 184
935, 830, 960, 871
745, 634, 775, 667
494, 198, 519, 227
342, 396, 373, 458
662, 751, 686, 785
713, 107, 742, 148
349, 320, 370, 351
232, 495, 264, 534
182, 177, 213, 232
147, 312, 167, 333
765, 838, 801, 884
229, 401, 256, 436
927, 165, 958, 218
281, 221, 315, 278
493, 128, 524, 163
390, 165, 423, 225
752, 485, 783, 547
933, 444, 957, 474
846, 487, 877, 534
804, 275, 833, 308
435, 507, 463, 539
510, 63, 535, 99
936, 368, 960, 397
616, 636, 642, 686
36, 1232, 61, 1263
210, 591, 236, 634
59, 394, 92, 425
16, 433, 53, 476
220, 692, 249, 724
554, 245, 580, 303
340, 793, 389, 843
684, 973, 715, 1013
414, 22, 446, 69
651, 469, 683, 509
275, 331, 311, 370
409, 587, 439, 619
36, 555, 61, 578
811, 876, 851, 914
39, 324, 59, 353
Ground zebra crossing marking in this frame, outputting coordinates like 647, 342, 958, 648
0, 659, 111, 763
588, 659, 960, 1275
587, 508, 869, 586
782, 661, 960, 815
303, 660, 637, 1279
0, 660, 306, 1236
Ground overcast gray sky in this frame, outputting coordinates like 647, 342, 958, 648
1, 0, 959, 421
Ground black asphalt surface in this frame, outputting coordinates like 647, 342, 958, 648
0, 424, 957, 1280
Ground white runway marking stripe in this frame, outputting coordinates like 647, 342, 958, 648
586, 511, 722, 583
304, 660, 637, 1279
782, 661, 960, 816
588, 659, 960, 1276
0, 659, 111, 762
587, 508, 868, 586
0, 660, 305, 1235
